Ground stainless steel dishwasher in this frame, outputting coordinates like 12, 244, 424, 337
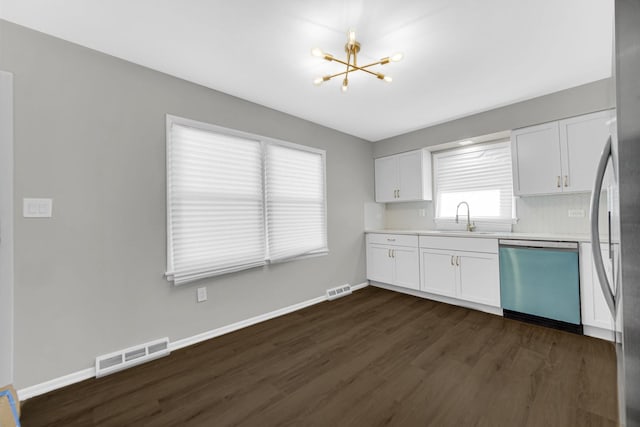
499, 239, 582, 334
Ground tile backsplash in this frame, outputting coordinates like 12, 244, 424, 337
382, 192, 608, 235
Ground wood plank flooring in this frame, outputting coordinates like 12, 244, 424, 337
20, 286, 618, 426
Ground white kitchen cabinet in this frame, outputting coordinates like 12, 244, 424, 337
366, 244, 394, 285
511, 110, 614, 196
374, 149, 432, 203
419, 237, 500, 308
511, 122, 563, 195
366, 234, 420, 290
559, 111, 614, 193
579, 242, 621, 339
457, 252, 500, 306
420, 250, 457, 297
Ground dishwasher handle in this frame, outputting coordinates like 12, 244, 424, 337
498, 239, 578, 250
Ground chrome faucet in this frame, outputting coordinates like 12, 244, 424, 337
456, 201, 476, 232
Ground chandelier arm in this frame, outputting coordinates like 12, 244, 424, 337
330, 57, 382, 78
344, 49, 352, 82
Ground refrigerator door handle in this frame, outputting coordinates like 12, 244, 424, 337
589, 136, 616, 317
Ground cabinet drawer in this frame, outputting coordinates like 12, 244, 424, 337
419, 236, 498, 254
367, 233, 418, 247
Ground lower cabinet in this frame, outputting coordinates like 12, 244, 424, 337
579, 242, 620, 338
365, 233, 500, 310
366, 234, 420, 290
419, 237, 500, 308
420, 250, 457, 297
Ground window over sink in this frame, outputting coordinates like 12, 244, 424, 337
433, 141, 516, 230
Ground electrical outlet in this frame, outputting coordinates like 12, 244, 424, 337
568, 209, 585, 218
196, 287, 207, 303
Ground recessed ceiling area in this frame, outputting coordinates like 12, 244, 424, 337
0, 0, 613, 141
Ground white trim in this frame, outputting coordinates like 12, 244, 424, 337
169, 295, 327, 351
17, 282, 368, 400
0, 71, 14, 386
370, 281, 503, 316
351, 282, 369, 291
583, 325, 617, 342
18, 368, 95, 401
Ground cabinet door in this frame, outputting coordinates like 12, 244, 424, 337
393, 247, 420, 290
559, 110, 613, 193
366, 244, 394, 284
420, 249, 456, 297
511, 122, 563, 196
457, 252, 500, 307
374, 156, 398, 203
397, 151, 423, 201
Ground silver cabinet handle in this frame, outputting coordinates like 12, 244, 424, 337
456, 256, 460, 266
388, 249, 391, 258
392, 249, 395, 258
397, 189, 400, 198
564, 175, 569, 187
557, 176, 561, 188
450, 256, 454, 266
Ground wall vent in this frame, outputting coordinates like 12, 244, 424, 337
326, 284, 352, 301
95, 337, 170, 378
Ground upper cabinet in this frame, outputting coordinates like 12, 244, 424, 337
511, 110, 614, 196
375, 149, 432, 203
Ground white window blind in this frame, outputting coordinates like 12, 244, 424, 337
433, 141, 515, 223
166, 116, 328, 286
166, 122, 266, 285
265, 144, 328, 262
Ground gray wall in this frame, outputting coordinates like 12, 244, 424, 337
373, 78, 615, 158
0, 20, 373, 389
0, 71, 14, 386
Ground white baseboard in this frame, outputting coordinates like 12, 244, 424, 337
18, 367, 95, 401
351, 281, 369, 291
370, 281, 503, 316
17, 281, 368, 401
583, 324, 617, 342
169, 295, 327, 351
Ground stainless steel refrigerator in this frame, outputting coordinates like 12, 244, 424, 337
590, 1, 640, 425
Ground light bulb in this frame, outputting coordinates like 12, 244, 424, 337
313, 77, 324, 86
348, 30, 356, 44
383, 76, 393, 83
341, 84, 348, 93
390, 52, 404, 62
341, 77, 349, 93
311, 47, 324, 57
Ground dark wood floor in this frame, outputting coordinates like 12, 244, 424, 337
21, 286, 618, 427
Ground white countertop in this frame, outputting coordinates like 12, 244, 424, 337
365, 229, 592, 242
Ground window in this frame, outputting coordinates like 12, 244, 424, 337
433, 141, 515, 228
265, 143, 327, 262
166, 116, 327, 286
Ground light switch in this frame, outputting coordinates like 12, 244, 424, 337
23, 198, 53, 218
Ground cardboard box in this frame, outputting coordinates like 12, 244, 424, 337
0, 384, 20, 427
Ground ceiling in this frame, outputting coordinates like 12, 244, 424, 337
0, 0, 613, 142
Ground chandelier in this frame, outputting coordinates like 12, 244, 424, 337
312, 30, 403, 92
